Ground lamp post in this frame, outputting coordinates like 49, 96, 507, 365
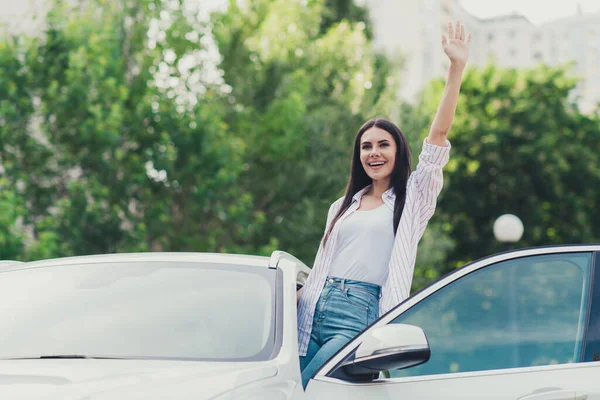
493, 213, 524, 367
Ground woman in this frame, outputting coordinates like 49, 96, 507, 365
296, 21, 472, 388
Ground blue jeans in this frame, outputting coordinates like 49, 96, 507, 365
299, 277, 380, 389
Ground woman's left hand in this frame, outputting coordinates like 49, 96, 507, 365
442, 21, 471, 69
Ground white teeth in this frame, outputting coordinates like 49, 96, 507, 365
369, 162, 385, 166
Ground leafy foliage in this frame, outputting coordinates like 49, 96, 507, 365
2, 0, 599, 298
0, 0, 395, 264
411, 63, 600, 274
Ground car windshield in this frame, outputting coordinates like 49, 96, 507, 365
0, 261, 276, 361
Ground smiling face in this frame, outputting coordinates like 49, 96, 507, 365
359, 127, 397, 186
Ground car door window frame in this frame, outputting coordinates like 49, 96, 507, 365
314, 245, 599, 385
582, 252, 600, 362
268, 266, 285, 360
388, 252, 593, 375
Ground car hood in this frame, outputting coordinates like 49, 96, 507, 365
0, 359, 278, 399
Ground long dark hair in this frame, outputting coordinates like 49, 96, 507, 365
323, 117, 412, 245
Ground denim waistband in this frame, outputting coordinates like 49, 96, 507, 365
324, 276, 381, 297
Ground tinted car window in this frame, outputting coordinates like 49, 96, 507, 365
389, 252, 592, 377
0, 261, 276, 361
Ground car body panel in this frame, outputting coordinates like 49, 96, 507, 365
316, 245, 600, 375
0, 252, 270, 272
309, 245, 600, 400
0, 252, 302, 399
0, 359, 278, 399
3, 246, 600, 399
306, 362, 600, 399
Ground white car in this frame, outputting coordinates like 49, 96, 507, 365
0, 247, 598, 399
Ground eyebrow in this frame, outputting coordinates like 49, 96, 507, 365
361, 139, 391, 145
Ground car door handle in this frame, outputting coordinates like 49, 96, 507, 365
518, 390, 578, 400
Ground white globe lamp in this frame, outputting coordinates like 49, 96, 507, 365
493, 214, 524, 246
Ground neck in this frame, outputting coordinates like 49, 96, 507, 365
370, 179, 390, 198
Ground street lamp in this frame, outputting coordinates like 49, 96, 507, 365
493, 214, 524, 249
493, 213, 524, 367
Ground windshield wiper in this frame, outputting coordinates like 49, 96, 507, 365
40, 355, 89, 359
2, 355, 122, 360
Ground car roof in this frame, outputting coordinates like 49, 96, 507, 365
0, 252, 271, 273
0, 260, 23, 268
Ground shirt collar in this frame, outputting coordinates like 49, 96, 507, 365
352, 185, 396, 203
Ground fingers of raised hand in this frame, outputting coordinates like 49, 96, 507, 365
448, 21, 470, 42
448, 21, 472, 46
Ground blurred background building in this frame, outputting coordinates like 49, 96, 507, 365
0, 0, 47, 36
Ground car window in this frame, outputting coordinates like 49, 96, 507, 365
0, 261, 276, 361
388, 252, 592, 377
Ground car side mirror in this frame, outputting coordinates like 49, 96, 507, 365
329, 324, 430, 381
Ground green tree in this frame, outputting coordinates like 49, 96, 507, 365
319, 0, 374, 39
412, 63, 600, 273
0, 37, 42, 260
211, 0, 399, 263
1, 0, 258, 259
1, 0, 396, 262
0, 180, 25, 260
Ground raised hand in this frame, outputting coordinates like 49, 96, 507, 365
442, 21, 471, 69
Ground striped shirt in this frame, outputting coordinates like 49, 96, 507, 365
297, 138, 451, 356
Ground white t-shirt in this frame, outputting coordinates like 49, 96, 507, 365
328, 204, 395, 287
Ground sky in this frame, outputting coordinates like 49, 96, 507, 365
459, 0, 600, 25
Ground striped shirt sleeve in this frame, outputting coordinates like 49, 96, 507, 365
412, 138, 451, 225
379, 139, 451, 315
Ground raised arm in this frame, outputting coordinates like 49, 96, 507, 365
427, 21, 471, 146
